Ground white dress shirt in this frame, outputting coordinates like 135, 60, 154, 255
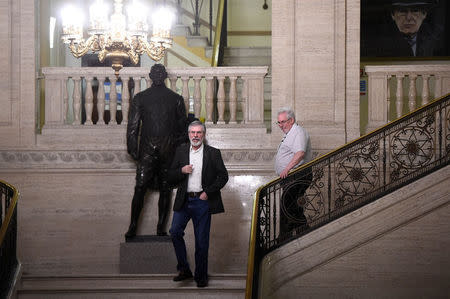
187, 144, 204, 192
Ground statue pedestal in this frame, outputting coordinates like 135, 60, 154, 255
120, 235, 177, 274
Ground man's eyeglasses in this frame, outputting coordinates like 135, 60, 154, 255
276, 118, 291, 125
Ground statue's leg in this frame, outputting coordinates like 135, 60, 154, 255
154, 137, 175, 236
157, 168, 172, 236
125, 163, 148, 238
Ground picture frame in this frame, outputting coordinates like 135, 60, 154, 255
360, 0, 450, 60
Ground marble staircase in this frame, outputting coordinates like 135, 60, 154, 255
17, 274, 246, 299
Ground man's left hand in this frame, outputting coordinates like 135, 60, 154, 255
200, 192, 208, 201
280, 168, 290, 179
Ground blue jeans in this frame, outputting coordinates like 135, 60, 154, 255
169, 197, 211, 282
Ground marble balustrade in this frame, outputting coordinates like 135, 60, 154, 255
365, 64, 450, 133
41, 66, 268, 127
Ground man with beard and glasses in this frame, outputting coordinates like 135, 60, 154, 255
167, 120, 228, 288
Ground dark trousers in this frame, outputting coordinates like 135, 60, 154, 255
169, 197, 211, 282
280, 168, 313, 235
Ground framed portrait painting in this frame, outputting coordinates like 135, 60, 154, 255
361, 0, 450, 59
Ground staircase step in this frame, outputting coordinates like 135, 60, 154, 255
187, 35, 209, 48
18, 274, 246, 298
223, 47, 271, 67
171, 24, 192, 37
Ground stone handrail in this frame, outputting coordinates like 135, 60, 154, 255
41, 66, 269, 127
364, 64, 450, 133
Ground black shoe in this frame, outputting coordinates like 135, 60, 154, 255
125, 223, 137, 238
173, 270, 193, 282
157, 231, 168, 236
196, 279, 208, 288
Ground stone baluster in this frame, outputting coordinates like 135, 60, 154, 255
395, 75, 404, 118
421, 74, 430, 106
205, 77, 214, 124
145, 77, 151, 89
122, 77, 130, 125
229, 76, 237, 124
97, 77, 106, 125
193, 77, 202, 117
241, 78, 247, 123
434, 75, 442, 98
109, 77, 118, 125
217, 77, 225, 124
63, 77, 69, 123
133, 76, 141, 95
72, 76, 82, 125
84, 76, 94, 125
181, 77, 190, 113
169, 77, 178, 92
408, 74, 417, 112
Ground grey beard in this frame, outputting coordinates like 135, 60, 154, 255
190, 139, 202, 147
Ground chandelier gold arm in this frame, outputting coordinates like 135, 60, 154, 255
127, 49, 140, 65
138, 37, 165, 61
68, 35, 99, 58
98, 49, 107, 63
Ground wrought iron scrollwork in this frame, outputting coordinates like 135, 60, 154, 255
335, 141, 380, 208
390, 115, 435, 181
391, 123, 434, 169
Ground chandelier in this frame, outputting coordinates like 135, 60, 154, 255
61, 0, 174, 77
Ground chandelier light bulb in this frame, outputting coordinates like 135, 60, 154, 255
152, 6, 174, 32
61, 5, 83, 43
127, 0, 148, 36
89, 0, 109, 34
151, 6, 174, 45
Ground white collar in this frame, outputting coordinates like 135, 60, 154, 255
190, 143, 204, 153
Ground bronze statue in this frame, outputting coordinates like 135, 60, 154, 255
125, 64, 188, 237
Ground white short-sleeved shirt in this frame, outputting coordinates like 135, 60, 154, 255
275, 123, 312, 175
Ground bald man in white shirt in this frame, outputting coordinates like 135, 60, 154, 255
275, 107, 313, 235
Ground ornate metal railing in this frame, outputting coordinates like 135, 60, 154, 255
0, 180, 19, 298
245, 93, 450, 298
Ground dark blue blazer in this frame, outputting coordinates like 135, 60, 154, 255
168, 143, 228, 214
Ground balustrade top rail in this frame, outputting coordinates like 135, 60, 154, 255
41, 66, 269, 78
365, 64, 450, 74
245, 93, 450, 298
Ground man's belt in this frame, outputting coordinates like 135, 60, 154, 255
187, 191, 202, 198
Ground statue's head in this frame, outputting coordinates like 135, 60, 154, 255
149, 63, 168, 86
